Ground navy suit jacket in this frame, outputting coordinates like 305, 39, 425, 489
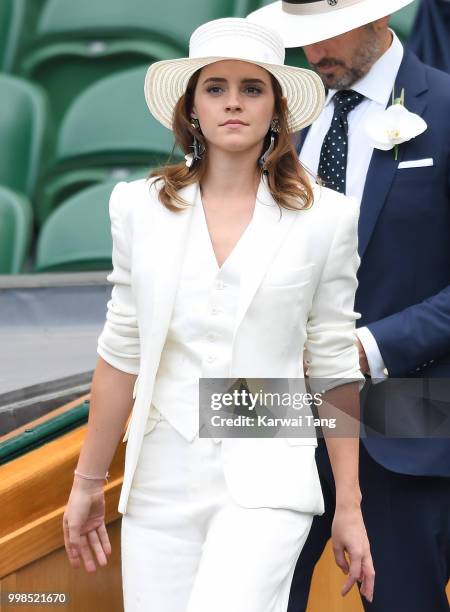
297, 51, 450, 477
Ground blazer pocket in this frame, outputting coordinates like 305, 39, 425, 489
262, 263, 315, 289
122, 402, 162, 443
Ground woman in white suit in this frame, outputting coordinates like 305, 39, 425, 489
63, 17, 374, 611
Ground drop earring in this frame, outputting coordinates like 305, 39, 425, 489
258, 118, 280, 173
185, 117, 205, 168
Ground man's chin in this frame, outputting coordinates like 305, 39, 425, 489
314, 68, 337, 86
318, 71, 355, 91
315, 73, 335, 90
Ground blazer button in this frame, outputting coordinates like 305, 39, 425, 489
383, 367, 389, 377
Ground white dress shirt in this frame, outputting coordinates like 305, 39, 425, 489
300, 30, 403, 380
150, 188, 253, 441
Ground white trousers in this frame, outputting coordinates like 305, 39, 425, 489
121, 414, 313, 612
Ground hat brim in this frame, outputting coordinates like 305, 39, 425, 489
144, 56, 325, 133
248, 0, 415, 47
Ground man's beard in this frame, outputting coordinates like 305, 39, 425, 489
312, 35, 382, 90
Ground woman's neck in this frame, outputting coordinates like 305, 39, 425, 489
200, 146, 261, 205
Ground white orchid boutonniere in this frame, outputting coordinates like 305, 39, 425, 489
365, 88, 428, 160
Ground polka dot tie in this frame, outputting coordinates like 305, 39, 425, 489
317, 90, 364, 194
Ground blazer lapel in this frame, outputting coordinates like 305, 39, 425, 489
147, 182, 198, 349
359, 51, 428, 257
233, 178, 299, 337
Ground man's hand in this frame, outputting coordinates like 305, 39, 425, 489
355, 338, 370, 375
303, 359, 309, 377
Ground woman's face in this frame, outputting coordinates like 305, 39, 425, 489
192, 60, 275, 155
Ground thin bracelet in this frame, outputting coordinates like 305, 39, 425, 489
74, 469, 110, 482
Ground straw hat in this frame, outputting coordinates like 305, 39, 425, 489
144, 17, 325, 133
247, 0, 415, 48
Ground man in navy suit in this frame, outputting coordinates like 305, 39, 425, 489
248, 1, 450, 610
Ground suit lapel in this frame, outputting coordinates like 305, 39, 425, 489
359, 51, 428, 257
233, 178, 298, 337
147, 182, 198, 348
295, 125, 311, 156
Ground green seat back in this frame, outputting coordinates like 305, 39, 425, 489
20, 40, 177, 131
0, 0, 48, 72
0, 186, 33, 274
57, 65, 175, 165
35, 165, 150, 227
38, 0, 238, 49
0, 0, 22, 71
0, 74, 49, 197
35, 181, 126, 272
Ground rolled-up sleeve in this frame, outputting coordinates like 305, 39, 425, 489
97, 181, 140, 375
305, 197, 365, 393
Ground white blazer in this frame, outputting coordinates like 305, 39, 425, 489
97, 177, 364, 515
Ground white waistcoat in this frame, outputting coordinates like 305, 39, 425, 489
151, 191, 251, 442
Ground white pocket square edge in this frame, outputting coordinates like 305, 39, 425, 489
398, 158, 434, 169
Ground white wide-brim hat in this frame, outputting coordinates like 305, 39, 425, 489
144, 18, 325, 133
248, 0, 415, 48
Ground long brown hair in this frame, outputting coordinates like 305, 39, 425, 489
149, 68, 314, 212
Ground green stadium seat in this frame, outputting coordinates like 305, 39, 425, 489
0, 186, 33, 274
35, 65, 179, 225
233, 0, 260, 16
37, 0, 239, 46
19, 0, 239, 128
0, 73, 51, 198
35, 181, 122, 272
0, 0, 47, 72
0, 0, 24, 71
389, 0, 420, 42
35, 166, 150, 226
57, 66, 175, 165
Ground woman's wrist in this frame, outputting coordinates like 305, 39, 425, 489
73, 469, 109, 490
335, 487, 362, 511
74, 468, 109, 482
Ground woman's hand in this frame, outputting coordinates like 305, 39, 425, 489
63, 479, 112, 572
331, 503, 375, 603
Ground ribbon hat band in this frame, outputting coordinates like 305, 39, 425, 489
283, 0, 362, 15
